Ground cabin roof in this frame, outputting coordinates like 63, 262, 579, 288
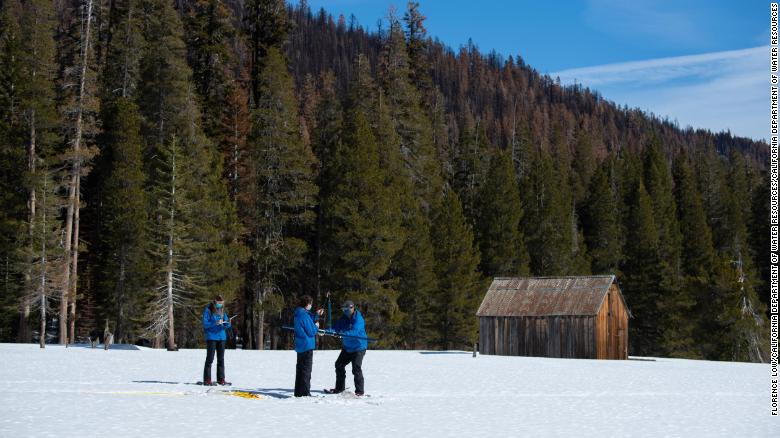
476, 275, 627, 317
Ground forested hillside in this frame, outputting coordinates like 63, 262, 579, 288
0, 0, 770, 361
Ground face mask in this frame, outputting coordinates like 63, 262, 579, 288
216, 303, 223, 309
342, 307, 352, 316
305, 304, 312, 311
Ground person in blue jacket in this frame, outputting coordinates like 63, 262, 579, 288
202, 295, 231, 386
294, 295, 322, 397
327, 300, 367, 395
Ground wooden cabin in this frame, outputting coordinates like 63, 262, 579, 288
476, 275, 630, 359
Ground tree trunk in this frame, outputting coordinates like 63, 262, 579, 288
258, 309, 265, 350
39, 302, 45, 349
166, 138, 177, 351
18, 299, 31, 343
20, 110, 36, 343
166, 267, 175, 351
68, 177, 80, 344
39, 177, 49, 349
60, 0, 95, 345
116, 256, 126, 342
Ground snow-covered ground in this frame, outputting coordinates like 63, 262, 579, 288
0, 343, 774, 437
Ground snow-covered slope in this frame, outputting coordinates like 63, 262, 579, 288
0, 344, 773, 437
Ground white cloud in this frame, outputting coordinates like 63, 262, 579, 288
550, 46, 768, 141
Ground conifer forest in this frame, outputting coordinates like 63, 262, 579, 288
0, 0, 771, 362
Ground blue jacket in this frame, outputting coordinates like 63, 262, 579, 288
333, 309, 367, 352
202, 306, 231, 341
294, 307, 319, 353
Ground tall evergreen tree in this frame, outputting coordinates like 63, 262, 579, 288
474, 150, 529, 277
0, 0, 27, 341
453, 123, 491, 225
642, 140, 684, 356
182, 0, 238, 158
94, 97, 149, 347
375, 72, 437, 348
582, 157, 622, 275
521, 148, 575, 275
18, 165, 66, 349
244, 47, 316, 349
320, 91, 404, 345
245, 0, 290, 106
378, 13, 442, 209
9, 0, 60, 343
620, 180, 663, 356
669, 151, 712, 358
712, 151, 768, 362
138, 0, 245, 347
431, 188, 484, 349
393, 208, 438, 348
309, 71, 342, 304
403, 1, 434, 103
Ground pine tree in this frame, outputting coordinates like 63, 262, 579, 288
81, 0, 146, 342
521, 148, 575, 275
403, 1, 433, 102
245, 47, 317, 349
0, 0, 27, 341
712, 151, 768, 362
571, 127, 596, 207
393, 209, 438, 348
138, 0, 245, 347
320, 94, 404, 345
94, 97, 149, 347
245, 0, 290, 106
582, 158, 622, 275
375, 73, 436, 348
378, 13, 442, 209
146, 134, 203, 349
642, 140, 685, 356
182, 0, 239, 161
310, 71, 342, 304
453, 123, 492, 226
474, 150, 529, 277
431, 188, 484, 349
100, 0, 144, 101
669, 151, 712, 358
9, 0, 60, 343
18, 166, 66, 348
620, 180, 663, 356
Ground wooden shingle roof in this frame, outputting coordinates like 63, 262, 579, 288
476, 275, 625, 317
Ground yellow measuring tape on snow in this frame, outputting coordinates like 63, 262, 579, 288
81, 389, 264, 399
222, 390, 264, 400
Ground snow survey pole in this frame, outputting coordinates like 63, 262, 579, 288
281, 326, 379, 343
326, 291, 332, 329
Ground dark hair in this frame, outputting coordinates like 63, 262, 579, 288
299, 295, 313, 308
209, 295, 225, 313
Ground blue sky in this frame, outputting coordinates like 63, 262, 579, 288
305, 0, 769, 141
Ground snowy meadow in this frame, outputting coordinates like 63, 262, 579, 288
0, 344, 774, 437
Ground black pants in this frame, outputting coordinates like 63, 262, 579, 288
204, 340, 225, 382
335, 349, 365, 393
294, 350, 314, 397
